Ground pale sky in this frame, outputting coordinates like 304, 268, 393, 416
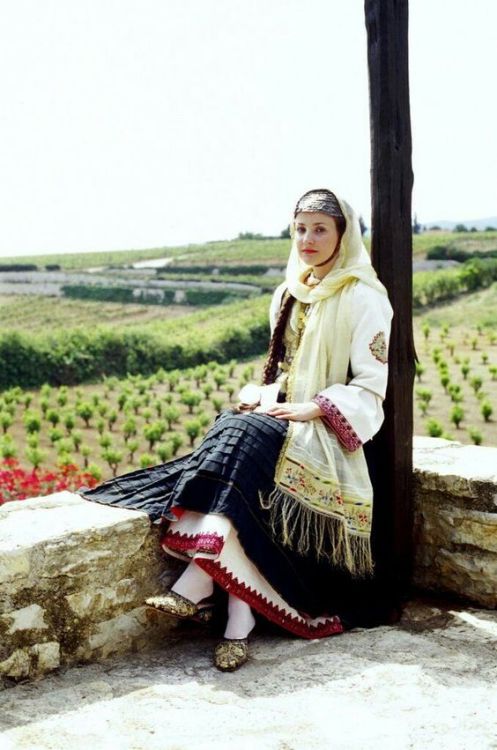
1, 0, 496, 257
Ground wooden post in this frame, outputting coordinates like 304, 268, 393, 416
364, 0, 416, 595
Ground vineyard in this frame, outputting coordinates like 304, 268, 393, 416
2, 229, 497, 271
0, 295, 195, 334
0, 296, 270, 390
413, 320, 497, 446
1, 229, 497, 502
1, 311, 496, 503
0, 358, 263, 502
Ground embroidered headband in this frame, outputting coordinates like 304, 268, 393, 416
293, 189, 345, 221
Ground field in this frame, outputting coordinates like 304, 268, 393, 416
413, 316, 497, 445
2, 297, 496, 491
0, 359, 265, 484
416, 281, 497, 329
0, 295, 196, 333
1, 232, 497, 494
3, 230, 497, 270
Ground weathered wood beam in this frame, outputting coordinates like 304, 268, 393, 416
364, 0, 416, 594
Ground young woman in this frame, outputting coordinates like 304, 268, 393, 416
78, 189, 393, 671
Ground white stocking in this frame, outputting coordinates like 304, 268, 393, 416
171, 561, 214, 604
223, 593, 256, 640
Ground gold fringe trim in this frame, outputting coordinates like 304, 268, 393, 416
259, 487, 374, 578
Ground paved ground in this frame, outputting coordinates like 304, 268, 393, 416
1, 601, 496, 750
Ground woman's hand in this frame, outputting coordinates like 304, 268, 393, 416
255, 401, 323, 422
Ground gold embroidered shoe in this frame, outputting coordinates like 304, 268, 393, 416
214, 638, 249, 672
145, 591, 199, 619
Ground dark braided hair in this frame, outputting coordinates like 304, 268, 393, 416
261, 291, 295, 385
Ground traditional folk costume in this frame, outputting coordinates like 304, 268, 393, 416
78, 191, 393, 642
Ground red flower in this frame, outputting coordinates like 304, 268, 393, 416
0, 458, 98, 504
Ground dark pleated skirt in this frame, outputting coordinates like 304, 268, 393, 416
77, 410, 396, 629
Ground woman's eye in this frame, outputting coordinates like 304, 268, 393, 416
315, 226, 325, 233
296, 226, 305, 234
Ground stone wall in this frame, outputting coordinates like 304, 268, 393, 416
413, 436, 497, 607
0, 492, 178, 685
1, 437, 496, 685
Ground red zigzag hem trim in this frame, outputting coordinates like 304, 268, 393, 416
195, 557, 344, 640
162, 530, 224, 557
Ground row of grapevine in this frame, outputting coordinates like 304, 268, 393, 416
414, 321, 496, 444
0, 359, 260, 482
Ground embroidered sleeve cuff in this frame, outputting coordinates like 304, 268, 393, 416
312, 395, 362, 451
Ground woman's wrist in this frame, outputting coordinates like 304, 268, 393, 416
307, 401, 324, 419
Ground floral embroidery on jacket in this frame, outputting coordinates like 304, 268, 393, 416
369, 331, 388, 364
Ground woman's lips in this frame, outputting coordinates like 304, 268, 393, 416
302, 248, 317, 254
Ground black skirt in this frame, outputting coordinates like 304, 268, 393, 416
78, 410, 395, 631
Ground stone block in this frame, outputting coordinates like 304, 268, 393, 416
0, 648, 31, 679
84, 607, 164, 660
413, 437, 497, 507
413, 438, 497, 608
65, 578, 140, 619
416, 506, 497, 553
450, 509, 497, 553
0, 492, 175, 684
0, 550, 30, 585
436, 550, 497, 608
31, 642, 60, 673
1, 604, 48, 634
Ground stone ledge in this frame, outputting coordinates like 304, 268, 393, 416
0, 492, 178, 685
413, 437, 497, 607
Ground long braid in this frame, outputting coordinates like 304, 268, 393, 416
261, 291, 295, 385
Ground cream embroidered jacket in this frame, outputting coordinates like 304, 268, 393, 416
269, 281, 393, 450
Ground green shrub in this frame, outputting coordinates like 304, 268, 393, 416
139, 453, 156, 469
156, 442, 173, 463
24, 411, 41, 434
180, 391, 203, 414
481, 401, 493, 422
450, 405, 464, 428
143, 421, 166, 450
469, 428, 483, 445
184, 419, 201, 447
426, 419, 444, 437
26, 447, 46, 469
415, 362, 425, 382
102, 448, 123, 476
0, 411, 13, 433
470, 376, 483, 394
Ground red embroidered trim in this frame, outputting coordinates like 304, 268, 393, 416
162, 530, 224, 556
312, 395, 362, 451
195, 558, 344, 640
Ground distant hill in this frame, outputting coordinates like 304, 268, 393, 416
425, 217, 497, 231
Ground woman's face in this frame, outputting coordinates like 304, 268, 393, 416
294, 211, 341, 277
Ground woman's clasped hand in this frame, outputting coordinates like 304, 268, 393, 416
254, 401, 323, 421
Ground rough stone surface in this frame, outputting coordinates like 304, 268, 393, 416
1, 604, 48, 634
413, 437, 497, 607
0, 602, 496, 750
0, 492, 178, 684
